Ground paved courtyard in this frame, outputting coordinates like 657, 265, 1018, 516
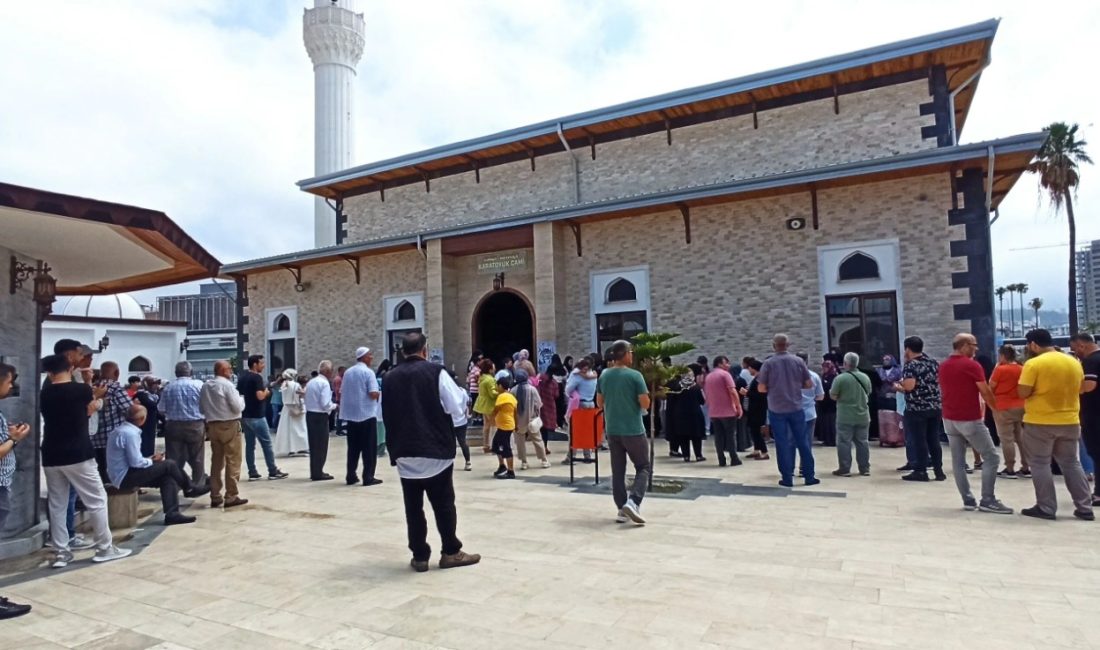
1, 436, 1098, 649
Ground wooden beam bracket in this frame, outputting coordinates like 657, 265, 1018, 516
282, 264, 303, 286
660, 110, 672, 145
413, 166, 430, 192
832, 76, 840, 115
339, 255, 361, 285
677, 202, 691, 244
567, 220, 582, 257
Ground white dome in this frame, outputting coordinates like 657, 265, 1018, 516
60, 294, 146, 320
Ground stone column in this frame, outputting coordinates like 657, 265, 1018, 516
426, 239, 445, 357
533, 222, 558, 361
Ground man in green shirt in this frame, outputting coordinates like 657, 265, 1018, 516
597, 340, 652, 525
828, 352, 872, 477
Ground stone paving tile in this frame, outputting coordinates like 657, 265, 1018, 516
2, 440, 1100, 649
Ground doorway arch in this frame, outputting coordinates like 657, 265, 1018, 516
472, 289, 534, 369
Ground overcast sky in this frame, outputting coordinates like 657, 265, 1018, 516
2, 0, 1097, 311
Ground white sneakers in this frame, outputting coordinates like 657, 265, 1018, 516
51, 550, 74, 569
93, 545, 132, 563
541, 459, 551, 469
464, 461, 472, 471
615, 511, 628, 523
619, 499, 646, 525
520, 461, 529, 470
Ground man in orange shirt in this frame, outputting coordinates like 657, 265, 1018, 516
988, 344, 1029, 478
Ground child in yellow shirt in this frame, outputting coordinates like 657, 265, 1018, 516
492, 376, 517, 479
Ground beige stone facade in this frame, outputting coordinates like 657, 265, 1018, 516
245, 171, 967, 374
345, 81, 935, 243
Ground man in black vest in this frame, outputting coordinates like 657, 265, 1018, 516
381, 332, 481, 572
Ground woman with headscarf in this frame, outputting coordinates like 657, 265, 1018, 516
670, 364, 707, 462
274, 369, 309, 456
876, 354, 904, 448
472, 358, 498, 453
743, 359, 770, 460
817, 360, 839, 446
510, 369, 547, 469
547, 354, 568, 433
536, 364, 560, 454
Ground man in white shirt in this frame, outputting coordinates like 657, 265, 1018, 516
305, 361, 338, 481
199, 360, 248, 508
340, 347, 382, 486
380, 333, 480, 573
107, 404, 210, 525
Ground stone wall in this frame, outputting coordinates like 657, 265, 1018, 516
559, 173, 965, 363
345, 80, 935, 242
244, 250, 426, 371
0, 245, 43, 556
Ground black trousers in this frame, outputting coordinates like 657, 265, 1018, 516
454, 425, 470, 463
1083, 414, 1100, 497
94, 447, 110, 485
401, 465, 462, 562
748, 422, 768, 453
306, 412, 331, 479
345, 418, 378, 483
119, 461, 191, 516
905, 409, 943, 473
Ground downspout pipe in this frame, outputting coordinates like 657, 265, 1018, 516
948, 56, 990, 146
985, 145, 995, 220
557, 122, 581, 204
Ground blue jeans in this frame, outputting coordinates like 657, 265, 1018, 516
903, 409, 943, 473
1081, 438, 1095, 475
769, 409, 814, 482
242, 417, 277, 475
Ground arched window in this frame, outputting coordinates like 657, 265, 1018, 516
273, 314, 291, 332
394, 300, 416, 322
838, 252, 880, 281
606, 278, 637, 303
127, 356, 151, 373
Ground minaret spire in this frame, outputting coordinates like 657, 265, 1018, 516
303, 0, 365, 247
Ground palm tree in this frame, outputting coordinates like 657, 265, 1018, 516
1017, 283, 1029, 332
1028, 122, 1093, 333
630, 332, 694, 488
1029, 297, 1043, 328
995, 286, 1007, 335
1006, 283, 1019, 335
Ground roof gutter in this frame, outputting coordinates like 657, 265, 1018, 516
556, 122, 581, 204
948, 55, 990, 145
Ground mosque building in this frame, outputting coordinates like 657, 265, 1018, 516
223, 11, 1042, 376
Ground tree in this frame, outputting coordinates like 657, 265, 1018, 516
1017, 283, 1029, 332
630, 332, 695, 488
1027, 122, 1093, 333
995, 286, 1007, 335
1006, 284, 1019, 336
1029, 297, 1043, 328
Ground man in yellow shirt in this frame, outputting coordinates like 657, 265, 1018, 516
1017, 329, 1094, 521
491, 374, 518, 480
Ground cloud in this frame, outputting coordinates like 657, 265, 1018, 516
1, 0, 1097, 311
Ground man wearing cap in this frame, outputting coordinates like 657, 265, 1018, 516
340, 347, 382, 486
160, 361, 208, 486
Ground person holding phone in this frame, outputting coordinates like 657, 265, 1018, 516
0, 362, 32, 619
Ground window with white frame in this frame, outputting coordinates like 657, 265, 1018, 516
383, 294, 424, 363
265, 307, 297, 375
818, 241, 902, 362
590, 267, 650, 354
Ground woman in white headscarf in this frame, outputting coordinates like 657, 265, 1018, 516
274, 369, 309, 456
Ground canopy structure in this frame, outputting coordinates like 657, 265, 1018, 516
0, 182, 220, 295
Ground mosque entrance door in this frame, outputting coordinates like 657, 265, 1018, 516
473, 289, 534, 370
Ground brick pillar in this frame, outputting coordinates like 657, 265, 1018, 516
533, 222, 557, 361
426, 239, 445, 355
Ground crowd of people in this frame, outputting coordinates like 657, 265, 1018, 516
1, 325, 1098, 619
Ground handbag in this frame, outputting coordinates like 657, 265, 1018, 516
528, 415, 543, 434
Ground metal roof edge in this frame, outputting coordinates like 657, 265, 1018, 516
230, 131, 1039, 276
297, 18, 1000, 191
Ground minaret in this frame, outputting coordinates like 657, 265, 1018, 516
303, 0, 365, 248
